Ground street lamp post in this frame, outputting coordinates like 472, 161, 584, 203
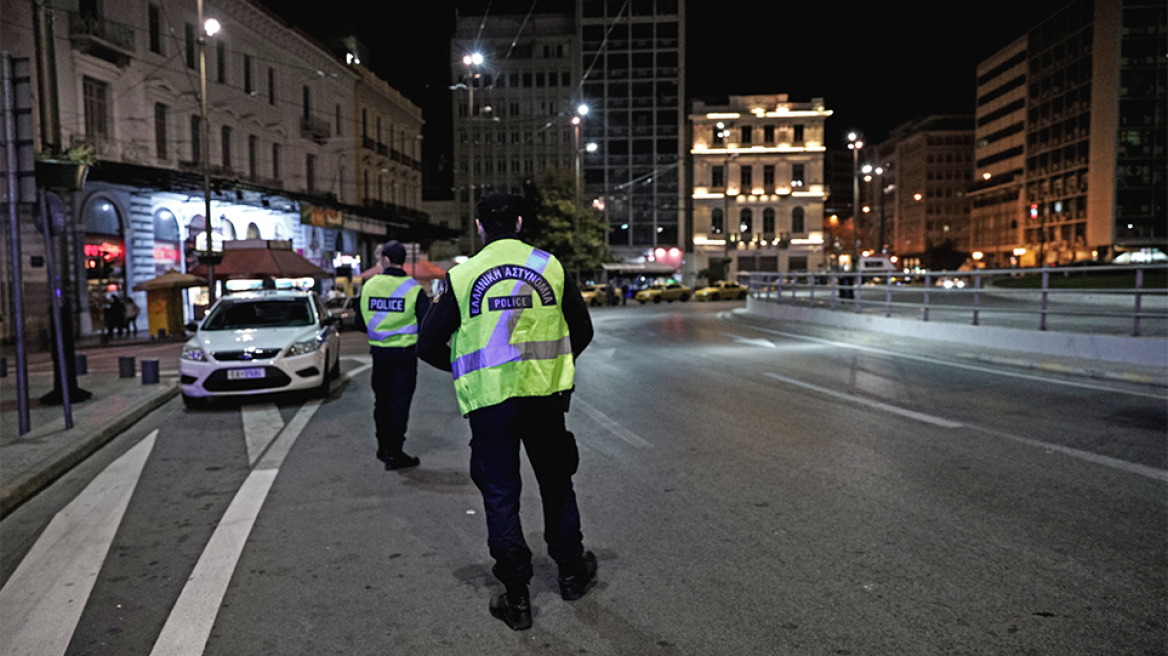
862, 163, 889, 253
717, 122, 736, 280
847, 132, 863, 271
197, 2, 220, 305
463, 52, 482, 254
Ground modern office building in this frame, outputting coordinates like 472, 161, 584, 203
578, 0, 685, 266
876, 116, 975, 268
449, 12, 581, 251
970, 0, 1166, 267
689, 95, 831, 278
969, 37, 1028, 268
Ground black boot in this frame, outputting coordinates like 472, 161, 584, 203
489, 587, 532, 631
384, 451, 419, 470
558, 551, 598, 601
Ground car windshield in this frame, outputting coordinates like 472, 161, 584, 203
202, 299, 315, 330
325, 297, 348, 308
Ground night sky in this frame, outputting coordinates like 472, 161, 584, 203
261, 0, 1073, 194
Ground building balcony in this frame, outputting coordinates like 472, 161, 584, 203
378, 142, 389, 156
68, 12, 135, 67
362, 136, 376, 151
300, 115, 331, 144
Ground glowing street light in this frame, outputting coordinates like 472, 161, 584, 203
203, 17, 220, 36
577, 104, 590, 116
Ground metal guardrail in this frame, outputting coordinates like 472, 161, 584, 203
742, 264, 1168, 337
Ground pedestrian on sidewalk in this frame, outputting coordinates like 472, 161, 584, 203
417, 192, 598, 632
356, 240, 429, 470
104, 294, 126, 338
123, 295, 140, 336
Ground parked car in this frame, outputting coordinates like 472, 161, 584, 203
636, 282, 692, 304
180, 290, 341, 408
579, 284, 607, 307
695, 280, 749, 301
325, 295, 359, 330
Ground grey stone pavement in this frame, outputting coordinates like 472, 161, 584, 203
1, 303, 1164, 520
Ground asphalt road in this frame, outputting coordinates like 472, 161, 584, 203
2, 302, 1165, 655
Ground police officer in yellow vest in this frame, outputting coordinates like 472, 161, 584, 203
418, 193, 596, 631
357, 240, 428, 470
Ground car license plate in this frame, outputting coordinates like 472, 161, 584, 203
227, 367, 266, 380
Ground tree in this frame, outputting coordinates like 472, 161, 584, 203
521, 167, 612, 279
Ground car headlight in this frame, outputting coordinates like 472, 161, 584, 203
287, 338, 324, 357
181, 344, 207, 361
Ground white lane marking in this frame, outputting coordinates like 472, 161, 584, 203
722, 332, 776, 348
0, 431, 157, 656
574, 398, 653, 448
149, 400, 320, 656
966, 425, 1168, 483
584, 347, 617, 360
763, 372, 1168, 482
739, 321, 1166, 400
763, 372, 963, 428
345, 362, 372, 379
240, 404, 284, 467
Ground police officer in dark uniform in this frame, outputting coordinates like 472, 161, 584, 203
356, 241, 428, 470
417, 193, 596, 631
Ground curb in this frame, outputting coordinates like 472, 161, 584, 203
721, 310, 1168, 389
0, 384, 181, 519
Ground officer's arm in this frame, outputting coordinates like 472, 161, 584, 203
353, 293, 367, 332
562, 276, 593, 358
414, 288, 431, 325
416, 275, 458, 372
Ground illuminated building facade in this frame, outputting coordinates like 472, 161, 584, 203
689, 95, 831, 279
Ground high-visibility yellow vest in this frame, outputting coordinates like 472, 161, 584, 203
360, 274, 422, 348
447, 239, 574, 415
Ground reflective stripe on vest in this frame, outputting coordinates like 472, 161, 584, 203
360, 275, 420, 347
448, 241, 574, 415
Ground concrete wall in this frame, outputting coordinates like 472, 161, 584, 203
745, 296, 1168, 367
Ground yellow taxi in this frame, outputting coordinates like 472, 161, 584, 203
694, 280, 749, 301
579, 284, 607, 307
635, 282, 692, 304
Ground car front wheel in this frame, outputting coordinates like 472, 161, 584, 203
680, 294, 690, 302
653, 296, 662, 304
182, 393, 208, 410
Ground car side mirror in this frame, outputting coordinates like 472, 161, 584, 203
185, 321, 199, 332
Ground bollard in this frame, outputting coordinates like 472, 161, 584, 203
75, 353, 88, 376
118, 356, 136, 378
157, 328, 166, 338
141, 359, 160, 385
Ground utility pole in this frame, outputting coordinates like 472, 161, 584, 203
198, 0, 218, 304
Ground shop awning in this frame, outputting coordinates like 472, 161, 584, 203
85, 161, 460, 242
188, 242, 327, 280
132, 268, 206, 291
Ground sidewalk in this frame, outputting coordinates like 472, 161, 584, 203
0, 341, 184, 517
726, 308, 1168, 388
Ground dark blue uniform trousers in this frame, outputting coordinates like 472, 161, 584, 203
370, 345, 418, 456
468, 394, 584, 590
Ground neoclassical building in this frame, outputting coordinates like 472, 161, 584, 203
689, 95, 831, 280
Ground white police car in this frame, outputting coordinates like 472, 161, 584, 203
180, 290, 341, 408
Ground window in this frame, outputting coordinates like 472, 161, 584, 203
763, 208, 775, 234
740, 165, 752, 188
220, 126, 232, 170
248, 135, 258, 179
793, 124, 804, 142
536, 72, 545, 87
763, 165, 774, 190
306, 154, 316, 193
711, 208, 724, 234
268, 68, 275, 105
713, 127, 724, 146
272, 143, 281, 179
791, 164, 805, 188
190, 115, 201, 162
154, 103, 167, 160
243, 55, 252, 93
302, 86, 311, 119
185, 23, 196, 68
523, 72, 532, 87
83, 77, 109, 141
148, 4, 163, 54
764, 125, 774, 143
712, 165, 724, 188
740, 208, 753, 234
741, 126, 752, 144
792, 207, 805, 233
216, 41, 226, 83
363, 169, 369, 199
335, 104, 342, 136
509, 73, 519, 87
562, 72, 570, 86
361, 108, 368, 137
